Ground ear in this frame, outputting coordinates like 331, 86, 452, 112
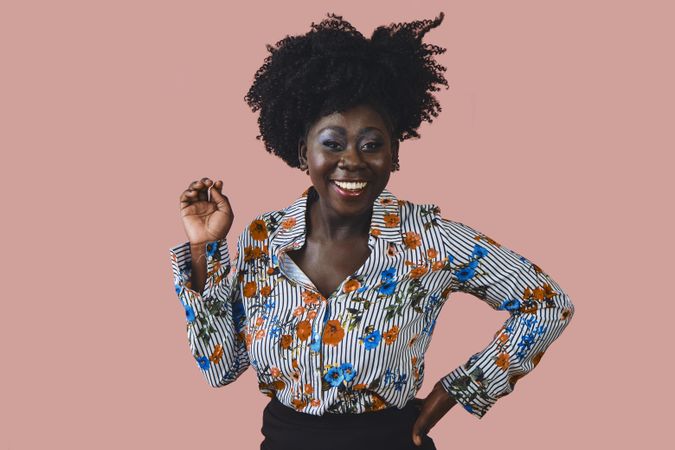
298, 137, 307, 169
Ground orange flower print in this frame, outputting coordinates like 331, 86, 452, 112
542, 283, 557, 299
383, 213, 400, 228
243, 281, 257, 297
304, 383, 313, 394
302, 290, 321, 305
270, 367, 281, 378
353, 383, 367, 390
245, 332, 252, 349
387, 242, 398, 257
293, 306, 306, 317
281, 217, 297, 230
260, 285, 272, 297
322, 320, 345, 346
307, 310, 317, 320
255, 329, 266, 340
441, 286, 452, 298
383, 325, 399, 345
409, 265, 428, 279
498, 333, 508, 344
432, 260, 444, 271
408, 333, 419, 347
291, 398, 307, 410
370, 228, 382, 237
561, 308, 572, 320
210, 343, 223, 365
296, 320, 312, 341
343, 279, 361, 293
371, 394, 387, 411
255, 316, 264, 327
244, 245, 262, 262
427, 248, 438, 259
249, 219, 268, 241
280, 334, 292, 349
495, 352, 510, 371
272, 380, 286, 390
403, 231, 421, 249
310, 398, 321, 407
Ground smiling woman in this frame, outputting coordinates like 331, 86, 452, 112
170, 11, 575, 450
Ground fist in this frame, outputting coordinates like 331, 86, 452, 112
179, 177, 234, 245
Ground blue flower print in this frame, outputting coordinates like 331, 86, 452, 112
471, 244, 489, 259
455, 265, 476, 282
378, 280, 397, 295
361, 330, 382, 350
340, 363, 356, 382
197, 356, 210, 370
446, 253, 454, 264
324, 367, 345, 387
183, 303, 196, 323
499, 298, 521, 312
309, 332, 321, 352
381, 267, 397, 281
356, 283, 368, 293
206, 241, 218, 258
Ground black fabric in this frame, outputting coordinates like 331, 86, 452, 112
260, 396, 438, 450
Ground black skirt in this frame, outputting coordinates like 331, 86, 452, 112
260, 396, 438, 450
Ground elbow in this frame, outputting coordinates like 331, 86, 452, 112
556, 292, 575, 324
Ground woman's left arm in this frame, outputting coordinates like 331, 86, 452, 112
413, 218, 575, 438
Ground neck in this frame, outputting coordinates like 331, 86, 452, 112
307, 188, 372, 242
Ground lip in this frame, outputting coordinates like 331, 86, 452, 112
330, 180, 368, 198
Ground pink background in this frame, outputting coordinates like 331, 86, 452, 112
2, 0, 672, 448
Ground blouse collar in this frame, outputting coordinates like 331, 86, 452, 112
268, 185, 404, 257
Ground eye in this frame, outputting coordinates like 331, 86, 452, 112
323, 140, 342, 150
362, 142, 382, 151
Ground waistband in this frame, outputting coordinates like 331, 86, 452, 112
265, 396, 420, 429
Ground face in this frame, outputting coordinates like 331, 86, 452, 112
298, 103, 399, 218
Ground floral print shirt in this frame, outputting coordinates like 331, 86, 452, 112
169, 185, 575, 419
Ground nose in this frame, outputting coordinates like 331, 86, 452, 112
338, 144, 366, 169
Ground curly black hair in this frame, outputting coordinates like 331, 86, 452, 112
244, 12, 449, 172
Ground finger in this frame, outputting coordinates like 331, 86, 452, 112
210, 181, 231, 213
180, 188, 199, 209
197, 178, 212, 202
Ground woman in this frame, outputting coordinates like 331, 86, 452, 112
169, 12, 575, 450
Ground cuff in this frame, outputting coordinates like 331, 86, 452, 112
440, 365, 497, 419
169, 239, 231, 309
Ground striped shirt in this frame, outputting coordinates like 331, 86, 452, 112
169, 185, 575, 419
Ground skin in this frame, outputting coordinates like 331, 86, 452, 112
178, 103, 457, 446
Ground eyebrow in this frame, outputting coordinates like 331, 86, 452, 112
317, 126, 383, 136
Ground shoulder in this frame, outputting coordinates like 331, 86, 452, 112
397, 197, 493, 250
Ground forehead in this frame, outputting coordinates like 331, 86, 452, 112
310, 104, 388, 134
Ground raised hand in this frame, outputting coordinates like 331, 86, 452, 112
179, 177, 234, 246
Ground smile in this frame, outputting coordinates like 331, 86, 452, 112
331, 180, 368, 197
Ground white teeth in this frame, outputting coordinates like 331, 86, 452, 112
333, 180, 367, 190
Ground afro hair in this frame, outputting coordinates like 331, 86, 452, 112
244, 12, 449, 171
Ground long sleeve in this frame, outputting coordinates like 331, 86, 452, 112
169, 235, 250, 388
438, 218, 575, 419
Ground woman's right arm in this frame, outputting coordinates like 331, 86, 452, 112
169, 178, 249, 388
